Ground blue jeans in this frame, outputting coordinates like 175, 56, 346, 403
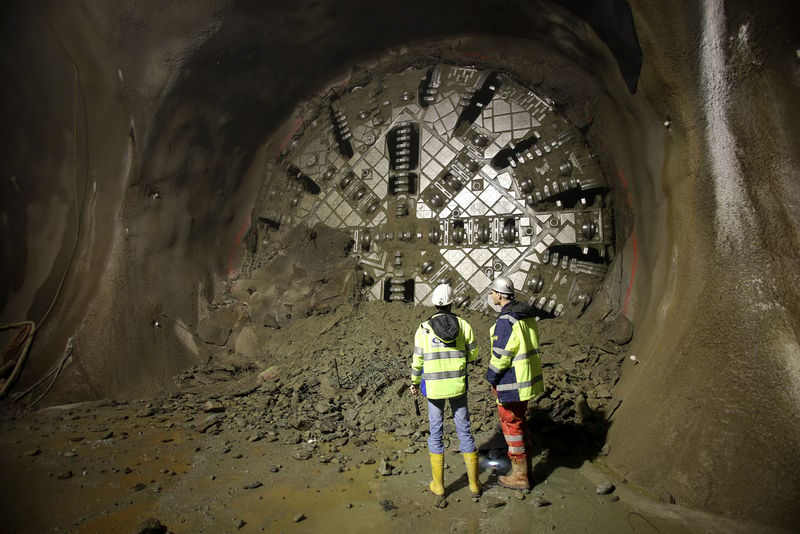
427, 395, 476, 454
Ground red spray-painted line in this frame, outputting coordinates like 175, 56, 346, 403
617, 169, 629, 189
617, 170, 638, 318
226, 213, 252, 275
278, 115, 304, 154
617, 169, 633, 208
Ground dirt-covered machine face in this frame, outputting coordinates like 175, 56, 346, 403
252, 64, 613, 318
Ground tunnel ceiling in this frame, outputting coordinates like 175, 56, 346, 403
252, 64, 614, 317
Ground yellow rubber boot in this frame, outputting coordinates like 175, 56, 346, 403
462, 451, 482, 497
429, 452, 445, 496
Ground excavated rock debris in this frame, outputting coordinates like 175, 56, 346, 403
168, 223, 629, 459
170, 297, 629, 460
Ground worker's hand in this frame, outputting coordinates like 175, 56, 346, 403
409, 384, 420, 397
490, 386, 497, 398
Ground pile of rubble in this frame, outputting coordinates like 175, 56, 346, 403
178, 222, 632, 461
173, 298, 631, 461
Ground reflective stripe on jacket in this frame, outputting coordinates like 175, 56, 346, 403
486, 301, 544, 403
411, 313, 478, 399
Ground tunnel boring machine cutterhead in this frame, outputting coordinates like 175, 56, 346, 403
249, 64, 614, 318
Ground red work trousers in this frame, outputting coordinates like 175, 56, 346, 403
498, 401, 528, 459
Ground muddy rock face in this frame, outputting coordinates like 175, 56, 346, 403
2, 0, 800, 530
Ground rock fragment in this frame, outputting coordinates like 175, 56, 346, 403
531, 496, 551, 507
257, 366, 280, 383
292, 449, 312, 461
282, 432, 302, 445
482, 496, 506, 509
234, 325, 260, 358
198, 307, 242, 346
198, 415, 222, 433
605, 315, 634, 345
595, 481, 616, 495
378, 459, 393, 476
260, 381, 278, 394
202, 400, 225, 413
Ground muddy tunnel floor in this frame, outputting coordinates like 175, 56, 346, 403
1, 298, 745, 533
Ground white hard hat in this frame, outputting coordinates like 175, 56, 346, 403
431, 284, 454, 306
489, 275, 514, 296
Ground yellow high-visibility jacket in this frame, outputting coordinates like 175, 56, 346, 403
411, 312, 478, 399
487, 301, 544, 403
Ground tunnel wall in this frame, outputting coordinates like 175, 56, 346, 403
1, 1, 234, 398
2, 3, 135, 395
607, 1, 800, 527
2, 0, 799, 528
